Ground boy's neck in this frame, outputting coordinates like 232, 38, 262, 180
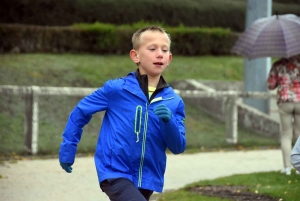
137, 69, 161, 88
147, 75, 160, 88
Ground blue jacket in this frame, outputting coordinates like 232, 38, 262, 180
59, 71, 186, 192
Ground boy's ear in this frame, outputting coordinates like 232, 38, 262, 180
129, 49, 139, 63
167, 53, 173, 65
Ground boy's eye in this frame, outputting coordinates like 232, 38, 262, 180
148, 48, 169, 52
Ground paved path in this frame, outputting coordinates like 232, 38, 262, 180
0, 149, 287, 201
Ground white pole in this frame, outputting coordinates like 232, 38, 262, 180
31, 86, 39, 155
225, 97, 238, 144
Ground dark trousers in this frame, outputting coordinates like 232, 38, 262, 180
100, 178, 153, 201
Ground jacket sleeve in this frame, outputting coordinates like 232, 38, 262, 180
59, 82, 111, 163
291, 136, 300, 172
159, 99, 186, 154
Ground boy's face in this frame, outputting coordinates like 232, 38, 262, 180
130, 30, 172, 77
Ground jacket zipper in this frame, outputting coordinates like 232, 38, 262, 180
137, 96, 174, 187
138, 102, 149, 187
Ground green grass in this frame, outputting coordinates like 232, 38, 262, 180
0, 53, 245, 87
0, 53, 280, 156
158, 170, 300, 201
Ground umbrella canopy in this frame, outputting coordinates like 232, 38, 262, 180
231, 14, 300, 60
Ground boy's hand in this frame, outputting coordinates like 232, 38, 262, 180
154, 104, 172, 122
60, 162, 73, 173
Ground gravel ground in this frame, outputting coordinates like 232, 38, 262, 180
0, 149, 285, 201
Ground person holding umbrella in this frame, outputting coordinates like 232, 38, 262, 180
267, 54, 300, 175
231, 13, 300, 175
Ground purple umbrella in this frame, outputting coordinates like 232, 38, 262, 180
231, 14, 300, 60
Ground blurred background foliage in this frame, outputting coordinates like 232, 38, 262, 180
0, 22, 236, 56
1, 0, 299, 55
0, 0, 299, 32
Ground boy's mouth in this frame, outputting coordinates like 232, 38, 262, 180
153, 62, 164, 66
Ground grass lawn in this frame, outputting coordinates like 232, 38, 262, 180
158, 170, 300, 201
0, 53, 245, 87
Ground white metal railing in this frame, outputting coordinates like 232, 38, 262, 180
0, 85, 276, 155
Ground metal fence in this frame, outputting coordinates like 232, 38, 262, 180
0, 85, 276, 155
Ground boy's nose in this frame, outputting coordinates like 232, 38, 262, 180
156, 49, 163, 57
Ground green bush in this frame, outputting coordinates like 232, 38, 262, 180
0, 23, 238, 56
166, 26, 235, 55
274, 0, 300, 3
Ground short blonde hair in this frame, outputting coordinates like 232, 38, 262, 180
131, 26, 171, 49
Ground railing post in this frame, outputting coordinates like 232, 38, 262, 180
225, 96, 238, 144
31, 86, 39, 155
24, 87, 33, 153
24, 86, 39, 155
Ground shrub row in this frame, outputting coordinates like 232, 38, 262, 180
274, 0, 300, 3
1, 0, 300, 32
0, 23, 238, 56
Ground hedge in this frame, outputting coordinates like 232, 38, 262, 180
0, 23, 238, 56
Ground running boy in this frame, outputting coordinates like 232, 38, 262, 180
59, 26, 186, 201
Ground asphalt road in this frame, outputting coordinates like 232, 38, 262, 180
0, 149, 287, 201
